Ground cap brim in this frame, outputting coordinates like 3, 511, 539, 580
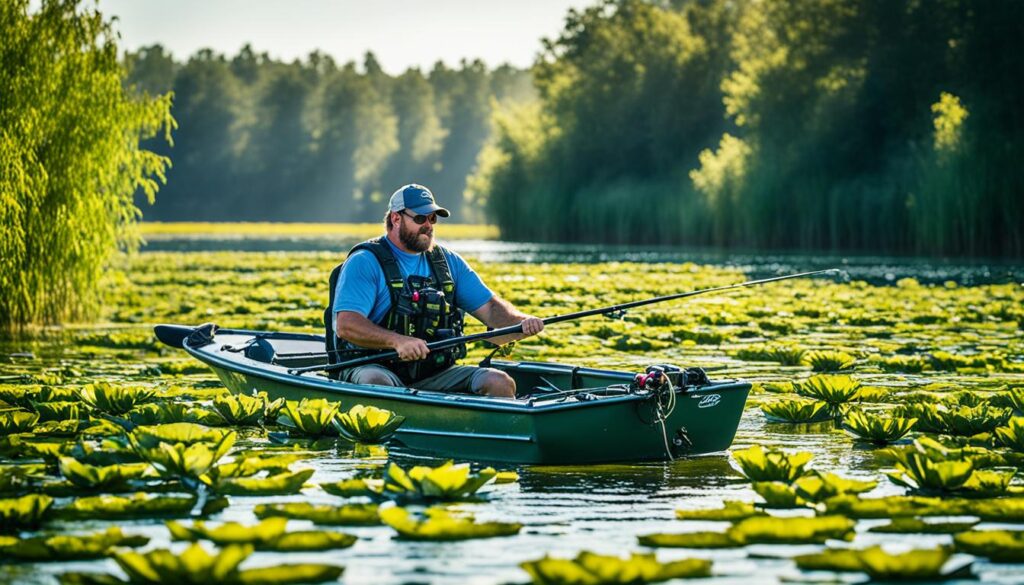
407, 204, 450, 217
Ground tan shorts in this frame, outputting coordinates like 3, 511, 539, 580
340, 364, 495, 394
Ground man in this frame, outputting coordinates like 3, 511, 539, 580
328, 183, 543, 398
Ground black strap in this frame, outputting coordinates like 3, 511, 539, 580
323, 236, 461, 375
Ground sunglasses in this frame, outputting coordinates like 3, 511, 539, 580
401, 210, 440, 225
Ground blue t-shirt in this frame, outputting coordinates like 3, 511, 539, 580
333, 238, 493, 335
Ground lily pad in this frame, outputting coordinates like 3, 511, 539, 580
383, 461, 496, 502
53, 492, 227, 520
0, 494, 52, 533
254, 502, 381, 526
277, 398, 341, 437
319, 478, 384, 498
128, 423, 233, 450
521, 552, 711, 584
793, 548, 864, 572
638, 531, 741, 548
333, 404, 405, 443
215, 468, 314, 496
58, 458, 150, 491
761, 398, 831, 424
67, 542, 345, 585
0, 527, 147, 561
792, 472, 877, 503
869, 518, 978, 534
727, 515, 855, 544
752, 482, 807, 508
0, 410, 39, 435
730, 445, 813, 482
954, 530, 1024, 562
843, 410, 916, 445
675, 501, 765, 521
380, 506, 521, 541
858, 546, 969, 581
79, 383, 156, 416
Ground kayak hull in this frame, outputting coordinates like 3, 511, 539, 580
171, 325, 750, 464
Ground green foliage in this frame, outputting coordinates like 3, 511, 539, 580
794, 546, 965, 579
253, 502, 381, 526
58, 458, 149, 491
210, 394, 281, 426
0, 0, 173, 331
125, 43, 529, 224
96, 542, 344, 585
858, 546, 961, 581
887, 450, 975, 493
0, 494, 52, 532
760, 398, 830, 423
794, 375, 861, 413
79, 383, 156, 415
383, 461, 496, 502
939, 404, 1013, 437
128, 423, 231, 450
803, 350, 856, 372
333, 404, 405, 444
521, 552, 711, 584
0, 410, 39, 435
637, 531, 740, 549
995, 417, 1024, 452
730, 445, 813, 482
674, 501, 764, 521
215, 468, 313, 496
843, 410, 916, 445
128, 402, 193, 426
133, 433, 236, 486
380, 506, 521, 541
471, 0, 1024, 257
277, 398, 341, 437
870, 518, 978, 534
726, 515, 855, 544
0, 527, 147, 562
166, 517, 357, 552
954, 530, 1024, 563
32, 401, 80, 423
792, 472, 877, 503
53, 493, 226, 521
752, 482, 806, 508
319, 478, 384, 498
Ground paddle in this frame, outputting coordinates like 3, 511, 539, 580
288, 268, 839, 376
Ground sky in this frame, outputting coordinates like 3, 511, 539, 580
98, 0, 595, 73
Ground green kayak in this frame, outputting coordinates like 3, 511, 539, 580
156, 324, 750, 464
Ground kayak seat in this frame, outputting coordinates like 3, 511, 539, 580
242, 337, 329, 368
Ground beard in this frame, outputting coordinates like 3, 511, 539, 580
399, 221, 433, 253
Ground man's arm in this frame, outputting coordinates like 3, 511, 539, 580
335, 311, 429, 361
470, 296, 544, 346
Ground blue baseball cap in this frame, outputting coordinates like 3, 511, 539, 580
388, 184, 450, 217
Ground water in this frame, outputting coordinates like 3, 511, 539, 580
2, 237, 1022, 584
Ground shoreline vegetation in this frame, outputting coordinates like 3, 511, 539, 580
138, 222, 499, 241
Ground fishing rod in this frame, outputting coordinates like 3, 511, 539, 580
289, 268, 839, 376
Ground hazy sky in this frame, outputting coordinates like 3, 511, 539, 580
99, 0, 595, 73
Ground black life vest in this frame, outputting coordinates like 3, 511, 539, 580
323, 236, 467, 383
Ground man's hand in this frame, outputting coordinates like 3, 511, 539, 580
520, 316, 544, 337
392, 336, 429, 361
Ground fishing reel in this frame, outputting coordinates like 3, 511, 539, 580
633, 364, 684, 391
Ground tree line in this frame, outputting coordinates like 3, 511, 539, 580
125, 46, 534, 223
471, 0, 1024, 258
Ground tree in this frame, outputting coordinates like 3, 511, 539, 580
0, 0, 174, 332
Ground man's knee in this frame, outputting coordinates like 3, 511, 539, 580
477, 370, 516, 398
351, 369, 399, 386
